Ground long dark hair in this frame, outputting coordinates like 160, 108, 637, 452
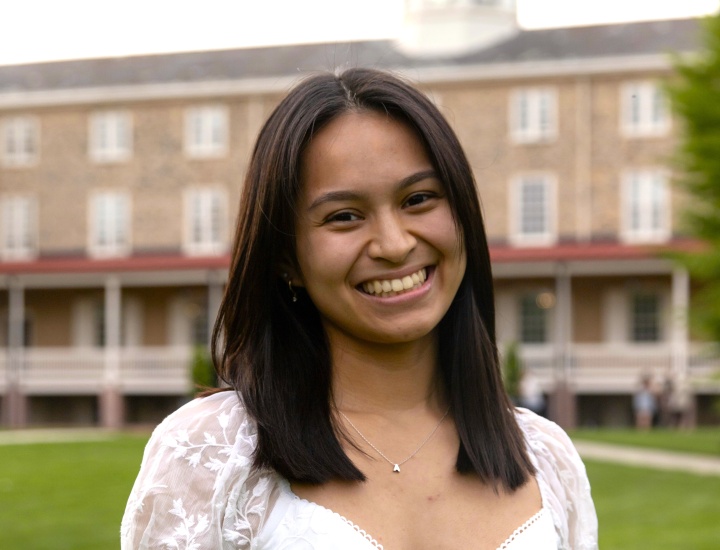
212, 68, 535, 490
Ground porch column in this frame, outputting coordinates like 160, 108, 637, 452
100, 276, 123, 428
549, 264, 577, 429
671, 267, 694, 426
671, 267, 690, 378
5, 277, 27, 427
207, 270, 224, 347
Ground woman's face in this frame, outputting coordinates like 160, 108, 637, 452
293, 111, 466, 348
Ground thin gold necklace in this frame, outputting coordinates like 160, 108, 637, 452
339, 407, 451, 473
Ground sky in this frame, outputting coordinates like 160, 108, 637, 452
0, 0, 718, 66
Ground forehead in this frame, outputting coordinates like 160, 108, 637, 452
299, 111, 432, 199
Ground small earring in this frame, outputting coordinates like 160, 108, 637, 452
283, 273, 297, 302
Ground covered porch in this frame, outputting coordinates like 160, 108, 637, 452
0, 255, 228, 428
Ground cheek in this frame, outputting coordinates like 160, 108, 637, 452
430, 210, 464, 259
295, 232, 354, 289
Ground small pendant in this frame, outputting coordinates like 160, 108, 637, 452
393, 464, 400, 473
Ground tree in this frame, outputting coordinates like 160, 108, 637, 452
666, 13, 720, 344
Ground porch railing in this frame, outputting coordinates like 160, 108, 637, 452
0, 346, 194, 395
0, 344, 718, 396
515, 343, 720, 393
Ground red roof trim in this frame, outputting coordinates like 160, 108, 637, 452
0, 239, 704, 275
0, 254, 231, 275
488, 239, 702, 263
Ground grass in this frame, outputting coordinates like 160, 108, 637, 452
571, 427, 720, 456
0, 434, 149, 550
1, 430, 719, 548
587, 460, 720, 549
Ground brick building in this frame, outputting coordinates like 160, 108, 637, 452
1, 1, 719, 428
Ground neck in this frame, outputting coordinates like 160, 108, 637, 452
327, 328, 444, 414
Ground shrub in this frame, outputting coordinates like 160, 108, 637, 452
190, 345, 217, 394
502, 341, 522, 402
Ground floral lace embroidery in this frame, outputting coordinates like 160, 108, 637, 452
497, 509, 544, 550
122, 396, 275, 549
160, 499, 210, 549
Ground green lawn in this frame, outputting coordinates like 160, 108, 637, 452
587, 460, 720, 550
571, 427, 720, 456
0, 434, 149, 550
1, 431, 719, 548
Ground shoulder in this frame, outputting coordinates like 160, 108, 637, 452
154, 390, 253, 441
514, 407, 578, 461
514, 407, 588, 499
514, 408, 599, 550
121, 391, 273, 549
135, 390, 259, 484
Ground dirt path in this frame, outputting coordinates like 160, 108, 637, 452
0, 428, 116, 445
574, 441, 720, 476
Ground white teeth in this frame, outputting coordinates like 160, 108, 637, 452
361, 268, 428, 297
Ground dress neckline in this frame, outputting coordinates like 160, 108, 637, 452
278, 477, 548, 550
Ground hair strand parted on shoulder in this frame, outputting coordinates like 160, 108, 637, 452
211, 67, 535, 490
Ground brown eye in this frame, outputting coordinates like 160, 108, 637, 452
404, 193, 434, 208
325, 211, 361, 223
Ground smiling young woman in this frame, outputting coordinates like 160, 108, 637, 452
293, 110, 466, 349
121, 68, 598, 550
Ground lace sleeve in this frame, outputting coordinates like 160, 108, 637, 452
121, 392, 277, 550
517, 409, 599, 550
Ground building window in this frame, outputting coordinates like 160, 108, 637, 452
510, 87, 557, 143
519, 293, 548, 344
184, 106, 228, 158
621, 169, 670, 243
89, 111, 132, 163
190, 298, 210, 346
621, 81, 671, 137
184, 187, 227, 255
89, 191, 131, 257
1, 116, 39, 167
0, 195, 37, 261
630, 293, 661, 342
510, 174, 556, 246
93, 302, 107, 347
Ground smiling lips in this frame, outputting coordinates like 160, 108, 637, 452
360, 267, 428, 298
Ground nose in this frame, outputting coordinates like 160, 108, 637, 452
367, 212, 417, 263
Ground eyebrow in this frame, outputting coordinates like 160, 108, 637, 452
306, 169, 439, 212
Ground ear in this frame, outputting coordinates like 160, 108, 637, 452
276, 259, 305, 288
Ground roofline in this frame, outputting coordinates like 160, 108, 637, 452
410, 53, 681, 84
0, 239, 700, 278
0, 53, 683, 109
0, 75, 302, 109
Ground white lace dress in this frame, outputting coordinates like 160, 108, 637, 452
121, 392, 598, 550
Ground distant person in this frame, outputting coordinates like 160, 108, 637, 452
668, 374, 693, 429
633, 375, 657, 430
519, 368, 547, 417
659, 374, 674, 427
121, 68, 597, 549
